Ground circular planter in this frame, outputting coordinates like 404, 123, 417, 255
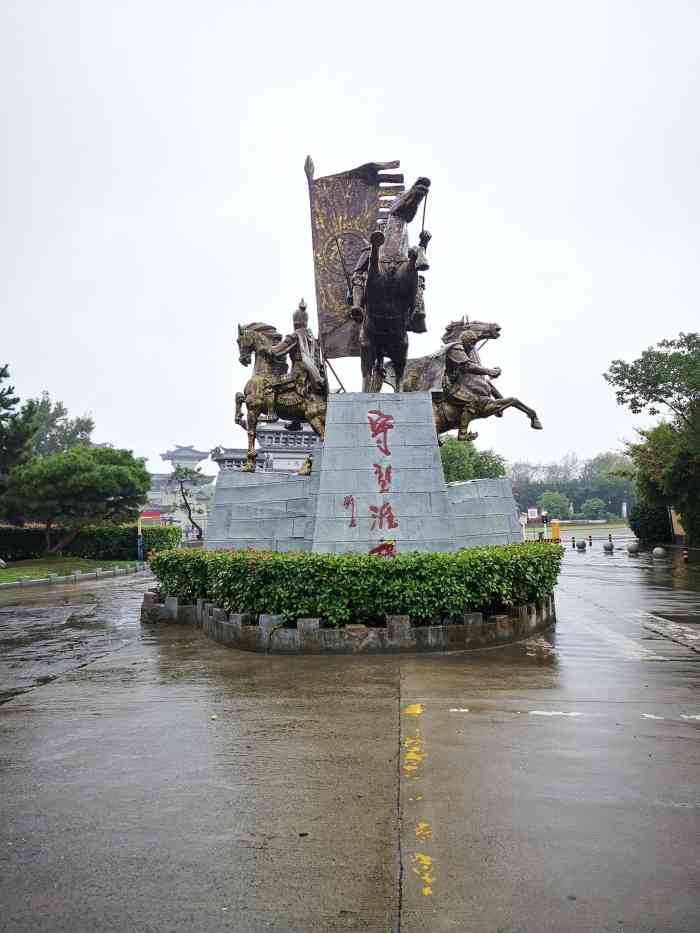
143, 593, 557, 654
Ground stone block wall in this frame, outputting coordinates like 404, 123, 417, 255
204, 468, 317, 552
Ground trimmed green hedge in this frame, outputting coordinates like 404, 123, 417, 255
0, 524, 180, 562
150, 543, 564, 626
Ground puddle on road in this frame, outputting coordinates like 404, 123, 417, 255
0, 577, 151, 704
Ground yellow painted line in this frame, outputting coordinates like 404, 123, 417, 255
402, 733, 425, 774
404, 703, 424, 717
411, 852, 434, 896
415, 820, 432, 841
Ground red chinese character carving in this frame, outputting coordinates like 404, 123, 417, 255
367, 409, 395, 456
373, 463, 392, 493
369, 501, 399, 531
369, 540, 396, 557
343, 495, 357, 527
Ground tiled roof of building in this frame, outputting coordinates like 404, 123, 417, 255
160, 446, 209, 460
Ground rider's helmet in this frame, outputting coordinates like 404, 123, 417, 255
293, 299, 308, 328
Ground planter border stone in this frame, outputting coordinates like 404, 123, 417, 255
143, 592, 557, 653
0, 563, 149, 591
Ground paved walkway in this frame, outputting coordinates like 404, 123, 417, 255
1, 550, 699, 932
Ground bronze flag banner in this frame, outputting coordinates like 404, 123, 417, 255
304, 157, 404, 359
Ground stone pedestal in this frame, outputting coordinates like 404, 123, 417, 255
309, 392, 453, 553
205, 392, 523, 554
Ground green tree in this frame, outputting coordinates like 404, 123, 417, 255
171, 466, 205, 540
628, 502, 673, 546
605, 332, 700, 544
604, 332, 699, 423
5, 446, 150, 552
0, 365, 38, 516
626, 417, 700, 546
439, 435, 506, 483
581, 497, 607, 519
579, 451, 635, 515
30, 392, 94, 456
471, 447, 507, 479
537, 490, 571, 519
0, 365, 37, 479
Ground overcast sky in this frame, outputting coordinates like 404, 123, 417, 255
2, 0, 698, 475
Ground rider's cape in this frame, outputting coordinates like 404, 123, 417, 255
305, 156, 405, 359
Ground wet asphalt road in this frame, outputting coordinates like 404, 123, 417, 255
0, 549, 699, 933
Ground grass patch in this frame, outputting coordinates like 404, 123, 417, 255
0, 557, 135, 583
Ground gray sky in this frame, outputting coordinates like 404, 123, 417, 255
2, 0, 698, 476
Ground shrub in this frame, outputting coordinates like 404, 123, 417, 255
0, 526, 46, 561
628, 503, 673, 546
581, 497, 607, 519
0, 523, 180, 562
150, 542, 564, 626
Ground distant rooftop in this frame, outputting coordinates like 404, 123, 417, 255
160, 445, 210, 461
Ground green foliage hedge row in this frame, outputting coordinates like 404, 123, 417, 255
150, 543, 564, 626
0, 524, 180, 562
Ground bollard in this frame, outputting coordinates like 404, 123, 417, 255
683, 548, 689, 562
627, 541, 640, 555
576, 540, 587, 551
571, 536, 576, 549
588, 534, 593, 547
652, 546, 666, 558
603, 541, 614, 553
608, 532, 613, 544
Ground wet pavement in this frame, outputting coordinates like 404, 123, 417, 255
0, 548, 699, 932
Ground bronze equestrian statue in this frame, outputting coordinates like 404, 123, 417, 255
388, 318, 543, 441
349, 177, 431, 392
234, 301, 327, 471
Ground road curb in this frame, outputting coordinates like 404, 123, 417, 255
0, 564, 151, 591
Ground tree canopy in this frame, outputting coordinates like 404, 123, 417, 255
30, 392, 94, 456
509, 450, 634, 516
439, 436, 506, 483
536, 491, 571, 519
605, 332, 700, 545
0, 364, 37, 494
6, 446, 150, 551
604, 332, 700, 423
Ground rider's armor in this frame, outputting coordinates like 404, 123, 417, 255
266, 301, 325, 420
442, 333, 484, 409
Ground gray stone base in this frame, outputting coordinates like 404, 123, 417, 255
144, 593, 556, 654
205, 392, 523, 553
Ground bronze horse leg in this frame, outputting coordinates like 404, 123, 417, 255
242, 402, 259, 472
234, 391, 247, 431
477, 396, 543, 430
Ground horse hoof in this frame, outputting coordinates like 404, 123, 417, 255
531, 418, 543, 430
